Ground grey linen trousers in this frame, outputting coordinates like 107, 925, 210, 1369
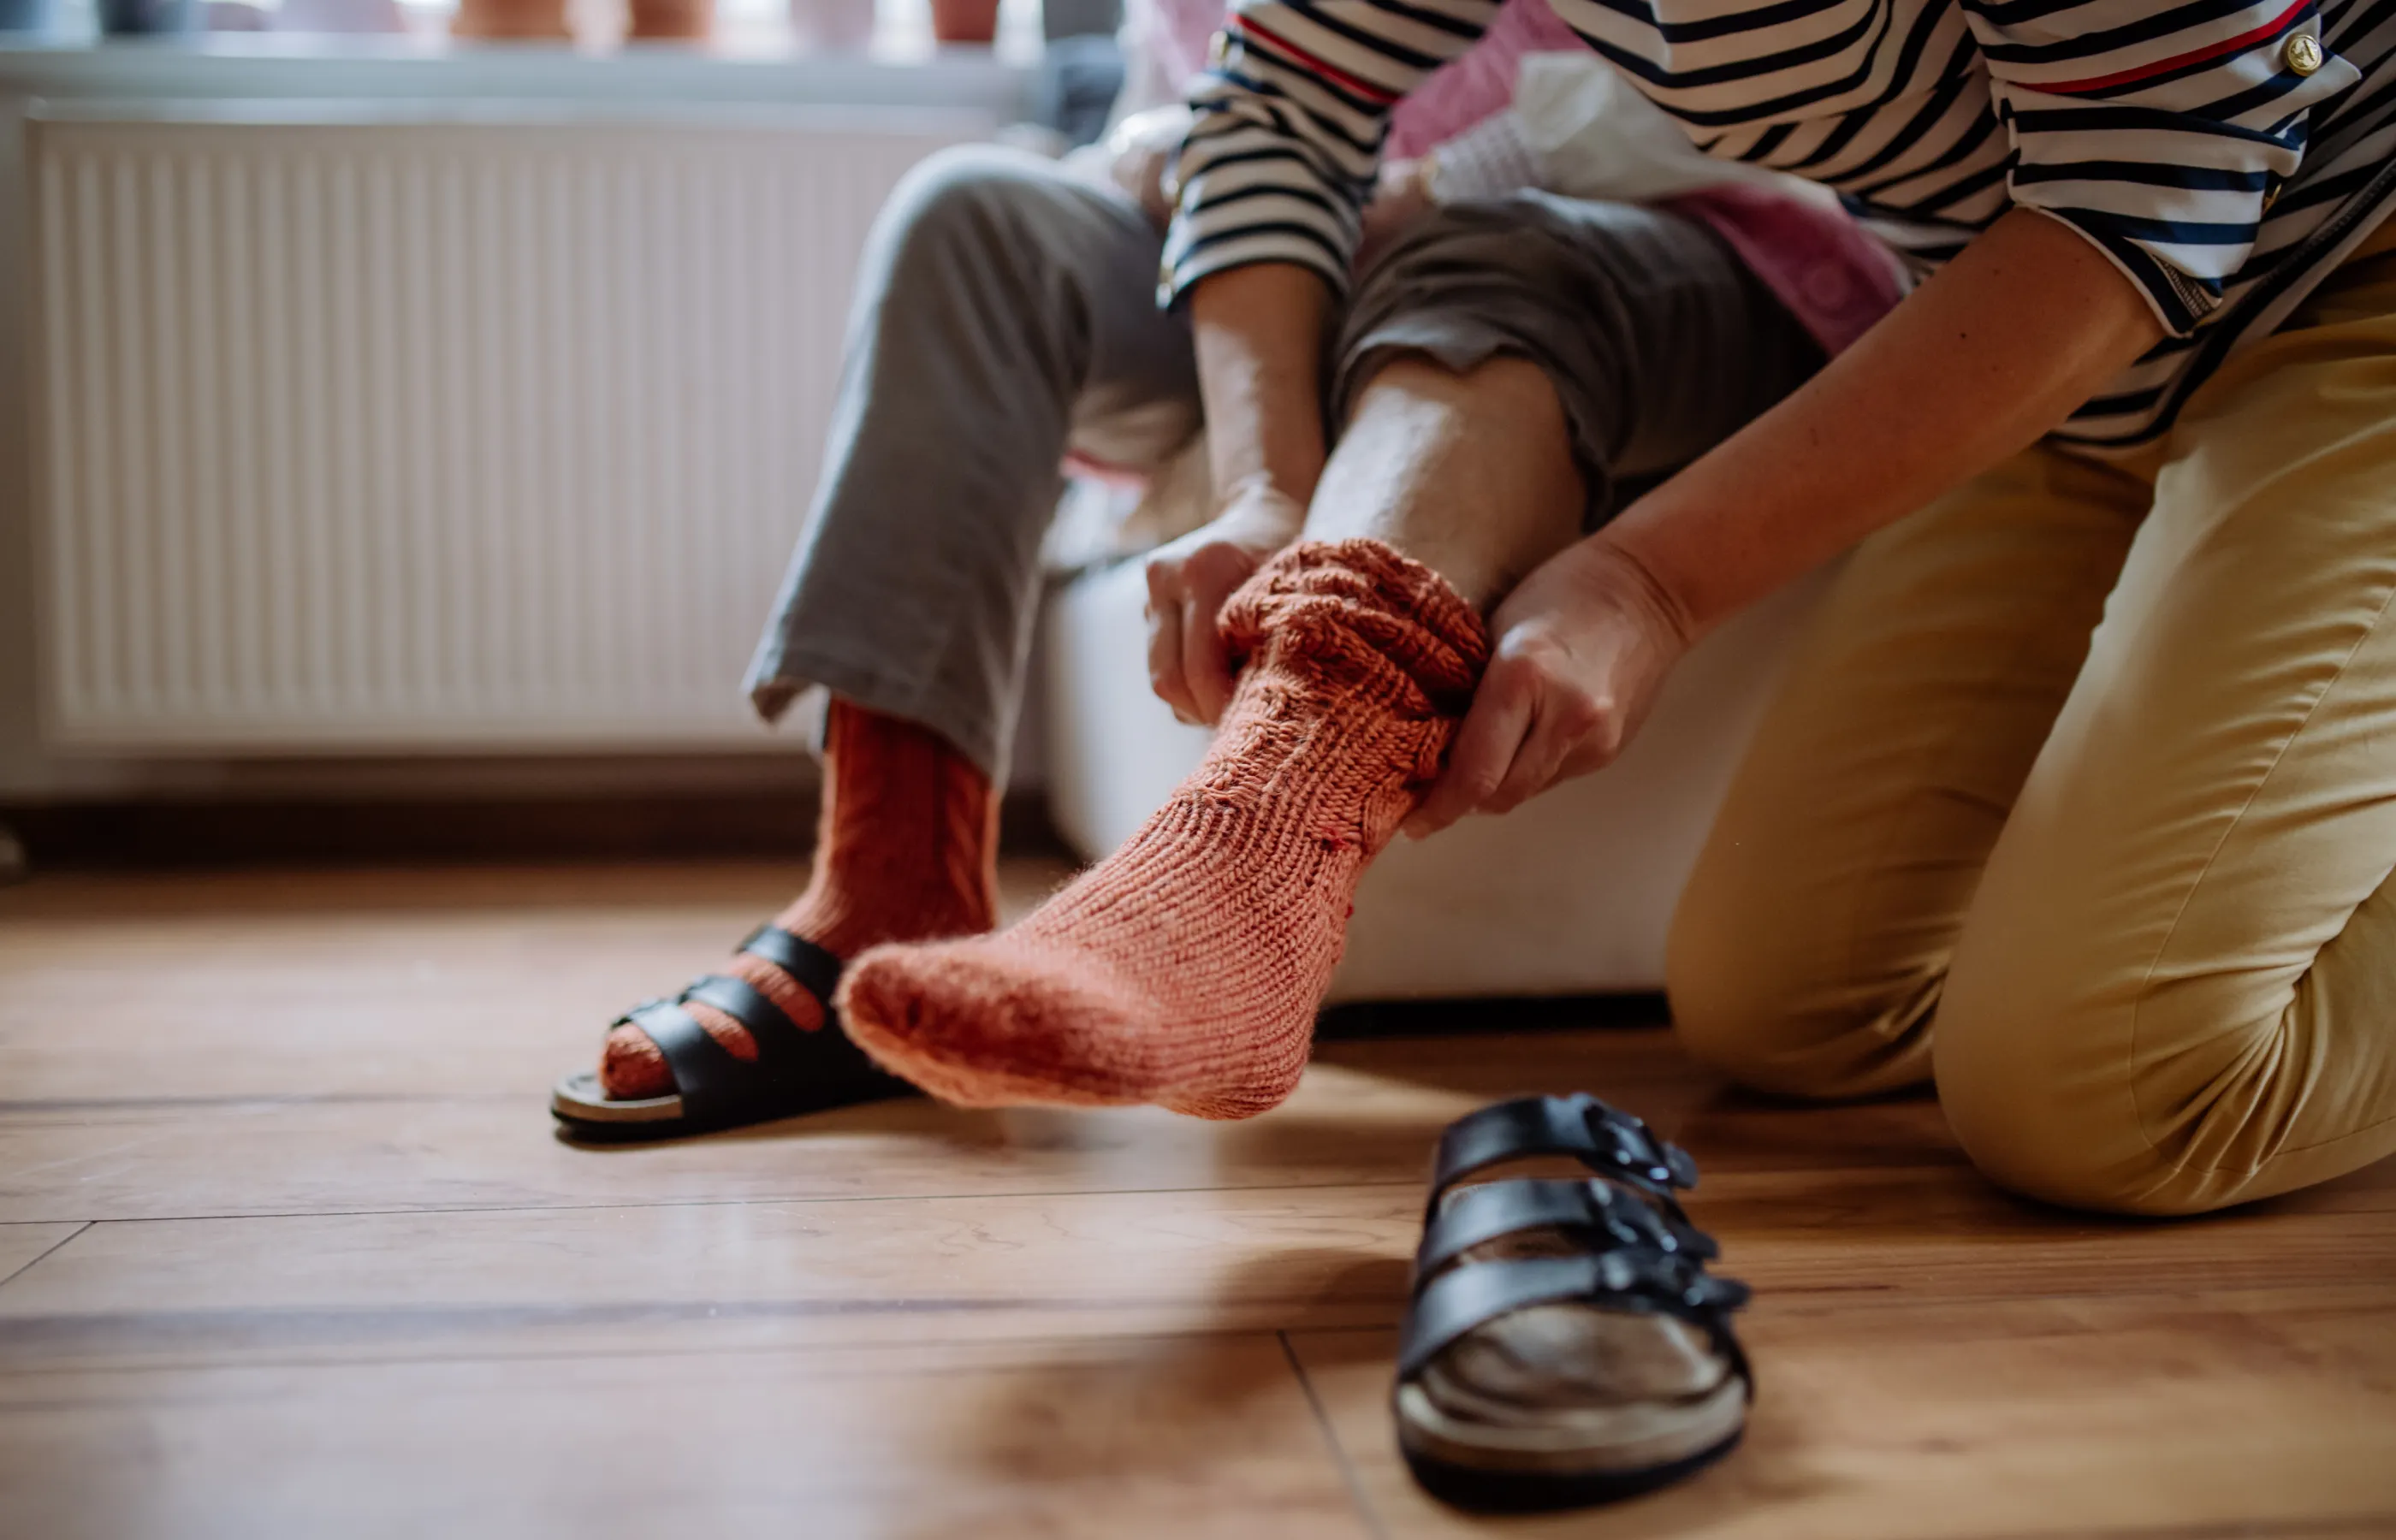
743, 144, 1821, 777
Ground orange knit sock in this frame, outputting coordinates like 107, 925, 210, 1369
838, 540, 1491, 1119
599, 699, 999, 1100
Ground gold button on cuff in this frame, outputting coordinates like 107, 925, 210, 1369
2285, 32, 2324, 75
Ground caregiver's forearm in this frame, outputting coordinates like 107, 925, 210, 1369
1598, 209, 2167, 637
1188, 263, 1335, 519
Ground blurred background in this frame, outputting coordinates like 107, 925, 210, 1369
0, 0, 1122, 874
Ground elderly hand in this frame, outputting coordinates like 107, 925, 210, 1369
1403, 536, 1695, 838
1143, 480, 1306, 726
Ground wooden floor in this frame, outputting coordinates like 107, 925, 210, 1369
2, 860, 2393, 1540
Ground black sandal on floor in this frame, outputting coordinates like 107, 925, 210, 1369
1393, 1093, 1753, 1512
550, 924, 912, 1141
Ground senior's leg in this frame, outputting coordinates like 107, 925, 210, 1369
1317, 192, 1825, 577
838, 198, 1820, 1116
1301, 354, 1585, 605
746, 143, 1199, 773
590, 145, 1198, 1105
1932, 256, 2396, 1215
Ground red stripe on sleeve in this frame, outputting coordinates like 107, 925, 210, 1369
2037, 0, 2314, 95
1228, 14, 1405, 105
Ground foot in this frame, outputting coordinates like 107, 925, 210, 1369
839, 541, 1490, 1119
597, 919, 860, 1100
596, 700, 999, 1102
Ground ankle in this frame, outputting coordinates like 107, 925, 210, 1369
769, 878, 993, 961
777, 698, 1000, 956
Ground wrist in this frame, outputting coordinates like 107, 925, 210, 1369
1190, 264, 1333, 514
1572, 530, 1700, 651
1209, 474, 1309, 551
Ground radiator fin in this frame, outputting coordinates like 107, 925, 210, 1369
32, 116, 975, 750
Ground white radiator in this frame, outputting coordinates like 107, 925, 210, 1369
28, 108, 987, 752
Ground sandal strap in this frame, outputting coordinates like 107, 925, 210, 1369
738, 925, 845, 1023
1397, 1249, 1753, 1386
1414, 1177, 1718, 1288
609, 939, 883, 1123
681, 974, 805, 1063
1428, 1094, 1699, 1218
620, 998, 756, 1110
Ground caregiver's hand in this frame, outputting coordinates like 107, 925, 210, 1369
1144, 481, 1306, 725
1404, 536, 1693, 838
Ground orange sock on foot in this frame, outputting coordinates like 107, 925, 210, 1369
838, 539, 1491, 1119
600, 699, 999, 1099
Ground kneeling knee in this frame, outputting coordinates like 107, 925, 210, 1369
1934, 1012, 2239, 1218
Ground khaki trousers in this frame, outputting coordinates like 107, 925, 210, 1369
1667, 237, 2396, 1216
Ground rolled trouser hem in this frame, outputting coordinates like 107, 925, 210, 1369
1329, 195, 1820, 531
1331, 321, 1623, 532
746, 643, 1009, 784
1331, 321, 1629, 529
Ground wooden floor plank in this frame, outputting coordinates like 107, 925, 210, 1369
0, 1187, 1417, 1371
4, 862, 2392, 1540
3, 1055, 2383, 1227
0, 1223, 86, 1286
0, 1051, 2029, 1225
0, 871, 1996, 1223
9, 860, 2381, 1226
1288, 1286, 2396, 1539
4, 1168, 2387, 1375
0, 860, 1073, 1106
0, 1334, 1368, 1540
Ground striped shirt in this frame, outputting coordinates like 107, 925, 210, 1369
1164, 0, 2396, 447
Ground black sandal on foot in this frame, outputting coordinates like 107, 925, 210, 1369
1393, 1093, 1753, 1512
550, 924, 912, 1141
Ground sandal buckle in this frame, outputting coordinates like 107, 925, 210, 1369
1577, 1179, 1701, 1259
1686, 1272, 1752, 1313
1577, 1099, 1700, 1193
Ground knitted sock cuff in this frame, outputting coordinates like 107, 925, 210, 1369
1220, 539, 1492, 715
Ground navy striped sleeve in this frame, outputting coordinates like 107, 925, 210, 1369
1161, 0, 1507, 305
1964, 0, 2365, 334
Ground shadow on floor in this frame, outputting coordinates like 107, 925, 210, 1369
1316, 992, 1670, 1042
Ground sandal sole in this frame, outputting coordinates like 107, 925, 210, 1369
549, 1069, 913, 1143
1398, 1423, 1745, 1513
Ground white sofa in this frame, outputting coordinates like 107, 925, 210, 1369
1039, 556, 1839, 1002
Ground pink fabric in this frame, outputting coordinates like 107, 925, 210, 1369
1148, 0, 1902, 354
1384, 0, 1584, 158
1145, 0, 1227, 109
